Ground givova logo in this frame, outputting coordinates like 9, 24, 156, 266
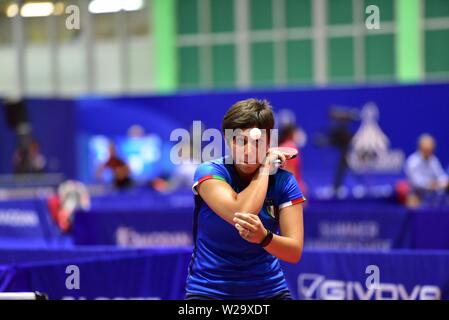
298, 274, 442, 300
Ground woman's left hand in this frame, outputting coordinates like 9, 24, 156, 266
233, 212, 267, 244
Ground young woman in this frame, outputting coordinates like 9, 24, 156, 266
185, 99, 305, 300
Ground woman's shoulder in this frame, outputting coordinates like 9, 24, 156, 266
197, 156, 227, 168
274, 168, 295, 181
194, 157, 229, 177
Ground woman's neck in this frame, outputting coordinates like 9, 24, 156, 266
234, 164, 257, 184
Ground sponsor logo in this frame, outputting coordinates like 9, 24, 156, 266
0, 209, 39, 227
348, 103, 405, 173
115, 226, 192, 247
298, 273, 442, 300
305, 221, 391, 250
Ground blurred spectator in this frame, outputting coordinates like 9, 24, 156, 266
48, 180, 90, 233
96, 142, 133, 189
279, 123, 307, 194
151, 142, 198, 192
405, 134, 449, 207
127, 124, 145, 138
13, 140, 46, 174
315, 107, 358, 193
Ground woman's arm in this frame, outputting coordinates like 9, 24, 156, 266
264, 203, 304, 263
234, 203, 304, 263
196, 151, 286, 225
197, 168, 270, 225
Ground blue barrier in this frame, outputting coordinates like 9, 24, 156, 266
282, 249, 449, 300
412, 208, 449, 250
0, 200, 46, 244
1, 193, 449, 250
1, 247, 448, 300
0, 247, 192, 299
73, 207, 193, 247
303, 202, 413, 250
0, 198, 71, 248
71, 196, 449, 250
73, 190, 194, 247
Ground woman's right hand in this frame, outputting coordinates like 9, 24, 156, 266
260, 148, 287, 175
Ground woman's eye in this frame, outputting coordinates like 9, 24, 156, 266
235, 137, 246, 146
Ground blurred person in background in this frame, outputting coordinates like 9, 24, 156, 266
13, 139, 46, 174
405, 134, 449, 207
48, 180, 91, 233
315, 107, 358, 193
96, 142, 133, 189
151, 141, 199, 192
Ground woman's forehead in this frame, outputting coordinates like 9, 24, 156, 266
235, 128, 267, 136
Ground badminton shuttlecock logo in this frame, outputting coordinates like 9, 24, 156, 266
348, 103, 405, 173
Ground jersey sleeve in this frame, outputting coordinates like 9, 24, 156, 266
192, 162, 229, 195
277, 172, 306, 209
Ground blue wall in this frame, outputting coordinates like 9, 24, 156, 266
1, 83, 448, 185
0, 99, 77, 178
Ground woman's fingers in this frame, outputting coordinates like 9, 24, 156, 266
235, 223, 251, 238
269, 150, 286, 164
235, 212, 256, 221
235, 223, 246, 233
233, 217, 257, 232
234, 213, 265, 243
277, 152, 287, 163
235, 223, 245, 234
235, 212, 260, 224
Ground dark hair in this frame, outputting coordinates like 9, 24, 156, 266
222, 99, 275, 135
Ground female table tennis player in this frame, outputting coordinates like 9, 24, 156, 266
185, 99, 306, 300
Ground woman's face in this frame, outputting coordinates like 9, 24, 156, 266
229, 128, 270, 175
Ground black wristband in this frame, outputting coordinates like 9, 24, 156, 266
259, 229, 273, 247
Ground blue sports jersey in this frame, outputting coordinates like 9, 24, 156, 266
185, 156, 305, 299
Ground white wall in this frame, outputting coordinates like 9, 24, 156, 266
0, 36, 155, 98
